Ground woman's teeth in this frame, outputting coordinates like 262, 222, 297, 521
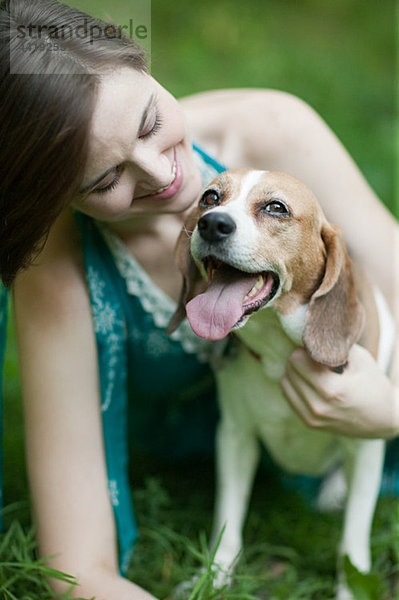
244, 275, 265, 302
154, 161, 177, 194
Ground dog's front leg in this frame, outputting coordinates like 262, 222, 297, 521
337, 438, 385, 599
211, 413, 260, 581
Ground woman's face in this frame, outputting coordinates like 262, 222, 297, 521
73, 67, 202, 222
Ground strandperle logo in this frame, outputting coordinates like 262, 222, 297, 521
10, 4, 152, 74
16, 19, 148, 46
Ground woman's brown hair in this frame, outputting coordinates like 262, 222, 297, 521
0, 0, 147, 287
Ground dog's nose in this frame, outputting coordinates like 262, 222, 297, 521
198, 212, 236, 243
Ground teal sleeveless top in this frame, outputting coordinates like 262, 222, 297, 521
0, 144, 398, 574
72, 143, 226, 572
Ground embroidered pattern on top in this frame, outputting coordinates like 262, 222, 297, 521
86, 264, 127, 412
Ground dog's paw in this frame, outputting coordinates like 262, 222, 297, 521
172, 564, 231, 599
172, 576, 201, 599
212, 564, 232, 589
336, 581, 355, 600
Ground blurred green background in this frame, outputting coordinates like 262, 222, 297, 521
68, 0, 396, 215
4, 0, 397, 512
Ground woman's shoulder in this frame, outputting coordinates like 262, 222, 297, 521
179, 88, 310, 167
13, 209, 89, 318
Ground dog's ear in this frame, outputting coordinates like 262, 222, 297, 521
167, 207, 204, 335
302, 223, 365, 369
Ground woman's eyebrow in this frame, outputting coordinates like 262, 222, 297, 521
79, 94, 156, 195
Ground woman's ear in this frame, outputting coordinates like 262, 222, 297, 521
167, 207, 204, 335
302, 223, 365, 369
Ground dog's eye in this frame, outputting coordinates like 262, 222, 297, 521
200, 189, 221, 208
264, 200, 290, 217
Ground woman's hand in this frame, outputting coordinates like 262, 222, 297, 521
282, 344, 399, 439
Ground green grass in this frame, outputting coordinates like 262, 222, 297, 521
2, 457, 399, 599
0, 519, 85, 600
1, 0, 398, 598
125, 459, 399, 600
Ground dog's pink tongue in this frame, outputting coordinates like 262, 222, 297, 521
186, 265, 258, 340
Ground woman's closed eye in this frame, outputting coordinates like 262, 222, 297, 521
94, 164, 124, 195
139, 108, 163, 139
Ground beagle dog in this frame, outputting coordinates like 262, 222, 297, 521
168, 169, 395, 599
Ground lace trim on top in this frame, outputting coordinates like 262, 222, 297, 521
95, 146, 224, 363
96, 223, 217, 362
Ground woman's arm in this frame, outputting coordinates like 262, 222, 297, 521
13, 210, 157, 600
183, 89, 397, 315
183, 89, 399, 437
256, 92, 399, 437
245, 91, 399, 438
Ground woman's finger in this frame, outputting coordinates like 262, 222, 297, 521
287, 347, 345, 403
280, 376, 314, 423
281, 367, 330, 429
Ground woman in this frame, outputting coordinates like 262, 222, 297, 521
0, 1, 398, 598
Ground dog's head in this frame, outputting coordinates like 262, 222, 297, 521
168, 169, 364, 369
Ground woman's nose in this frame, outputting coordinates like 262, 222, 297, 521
130, 146, 174, 191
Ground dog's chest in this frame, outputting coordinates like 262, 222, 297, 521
216, 307, 341, 475
236, 307, 300, 380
